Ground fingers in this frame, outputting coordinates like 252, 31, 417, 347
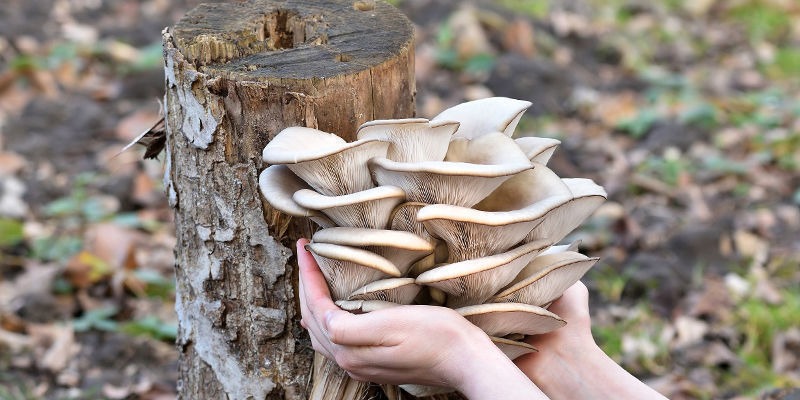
326, 308, 408, 347
547, 281, 589, 318
297, 239, 342, 358
297, 239, 339, 322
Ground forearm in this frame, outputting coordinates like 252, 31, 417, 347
519, 342, 666, 400
453, 335, 550, 400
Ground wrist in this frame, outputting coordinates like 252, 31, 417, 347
452, 329, 546, 399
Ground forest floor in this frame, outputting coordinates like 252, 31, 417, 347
0, 0, 799, 399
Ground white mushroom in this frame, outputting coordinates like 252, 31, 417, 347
369, 157, 532, 207
432, 97, 532, 139
524, 178, 607, 244
491, 336, 538, 359
418, 163, 572, 262
257, 165, 335, 228
415, 239, 550, 308
293, 186, 406, 229
312, 227, 433, 275
475, 162, 571, 212
357, 118, 460, 162
417, 203, 552, 262
305, 243, 402, 301
347, 278, 421, 304
262, 127, 389, 196
492, 251, 599, 306
390, 202, 432, 240
335, 299, 400, 313
515, 137, 561, 165
444, 132, 531, 166
456, 303, 565, 337
540, 240, 582, 256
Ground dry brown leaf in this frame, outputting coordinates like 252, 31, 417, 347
0, 151, 27, 175
673, 316, 709, 349
502, 19, 536, 57
27, 324, 79, 373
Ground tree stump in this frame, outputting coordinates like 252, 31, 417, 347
162, 1, 414, 398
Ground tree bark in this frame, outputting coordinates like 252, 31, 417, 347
162, 1, 415, 398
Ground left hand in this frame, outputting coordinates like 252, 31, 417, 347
296, 239, 548, 399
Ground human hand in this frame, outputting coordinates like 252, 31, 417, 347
514, 281, 667, 400
296, 239, 548, 399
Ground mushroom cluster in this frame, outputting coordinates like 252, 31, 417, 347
259, 97, 606, 396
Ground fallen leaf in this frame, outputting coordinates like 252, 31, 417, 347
673, 316, 708, 348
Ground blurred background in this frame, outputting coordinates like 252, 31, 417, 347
0, 0, 799, 399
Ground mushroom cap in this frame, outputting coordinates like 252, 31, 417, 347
444, 132, 531, 166
258, 165, 335, 228
335, 299, 400, 313
540, 240, 582, 256
293, 186, 406, 229
258, 165, 320, 218
263, 127, 389, 196
515, 137, 561, 165
357, 118, 460, 162
456, 303, 565, 337
492, 251, 599, 306
475, 162, 571, 212
305, 243, 402, 300
347, 278, 421, 304
415, 239, 550, 308
524, 178, 607, 244
491, 336, 538, 360
369, 157, 532, 207
262, 127, 350, 163
417, 204, 549, 262
432, 97, 532, 139
312, 227, 433, 275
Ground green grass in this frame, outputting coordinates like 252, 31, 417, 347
0, 219, 24, 248
638, 154, 692, 187
723, 286, 800, 394
592, 302, 671, 372
728, 0, 791, 42
496, 0, 549, 18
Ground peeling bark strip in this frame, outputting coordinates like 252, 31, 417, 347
163, 1, 414, 399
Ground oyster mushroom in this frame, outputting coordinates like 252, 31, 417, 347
262, 126, 389, 196
417, 203, 553, 262
456, 303, 565, 337
293, 186, 406, 229
257, 165, 335, 228
305, 242, 402, 300
475, 162, 571, 212
524, 178, 607, 244
369, 157, 532, 207
432, 97, 532, 139
444, 132, 531, 166
415, 239, 550, 308
312, 227, 433, 275
492, 251, 599, 306
515, 137, 561, 165
334, 299, 400, 313
347, 278, 421, 304
356, 118, 459, 162
418, 163, 572, 262
491, 336, 538, 359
